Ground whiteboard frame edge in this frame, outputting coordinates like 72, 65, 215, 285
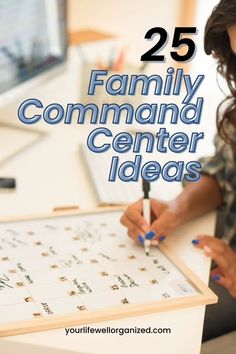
0, 206, 218, 337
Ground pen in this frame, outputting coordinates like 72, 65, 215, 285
142, 179, 151, 256
107, 46, 116, 70
113, 47, 126, 71
139, 62, 148, 72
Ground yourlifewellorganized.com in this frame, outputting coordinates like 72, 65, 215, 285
65, 326, 172, 336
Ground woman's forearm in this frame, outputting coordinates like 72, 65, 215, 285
169, 175, 223, 225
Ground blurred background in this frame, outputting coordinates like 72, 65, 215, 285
0, 0, 223, 216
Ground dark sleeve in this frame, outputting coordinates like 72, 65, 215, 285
198, 135, 226, 193
184, 135, 234, 206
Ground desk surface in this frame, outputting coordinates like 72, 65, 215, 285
0, 49, 216, 354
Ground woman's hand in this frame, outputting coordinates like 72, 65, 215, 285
192, 236, 236, 298
120, 175, 223, 244
120, 198, 182, 242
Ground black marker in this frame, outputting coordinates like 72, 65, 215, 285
142, 179, 151, 255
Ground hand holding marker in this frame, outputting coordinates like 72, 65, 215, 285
142, 179, 153, 255
138, 179, 164, 255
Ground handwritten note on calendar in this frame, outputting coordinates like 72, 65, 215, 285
0, 209, 199, 326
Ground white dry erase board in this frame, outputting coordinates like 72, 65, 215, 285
0, 207, 217, 337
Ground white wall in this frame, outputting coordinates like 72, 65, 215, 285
68, 0, 181, 64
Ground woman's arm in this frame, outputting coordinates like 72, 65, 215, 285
170, 174, 223, 225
